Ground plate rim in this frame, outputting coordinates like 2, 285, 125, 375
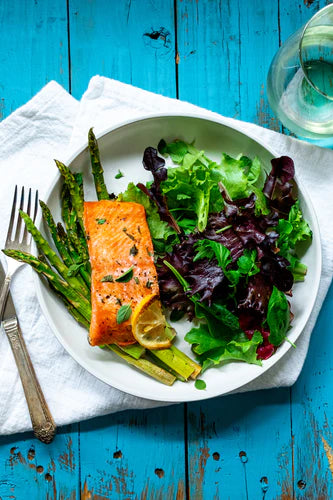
33, 111, 322, 402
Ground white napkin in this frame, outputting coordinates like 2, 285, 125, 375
0, 76, 332, 435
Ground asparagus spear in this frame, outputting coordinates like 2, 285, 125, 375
60, 180, 90, 267
39, 200, 74, 268
3, 249, 91, 321
118, 343, 146, 359
55, 160, 86, 235
73, 172, 91, 260
50, 282, 90, 328
150, 345, 201, 380
57, 223, 91, 288
106, 345, 176, 386
20, 210, 89, 299
88, 128, 109, 200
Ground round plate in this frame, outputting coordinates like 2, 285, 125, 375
34, 113, 321, 402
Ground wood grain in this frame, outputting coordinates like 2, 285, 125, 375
68, 0, 176, 99
79, 407, 186, 499
0, 0, 69, 119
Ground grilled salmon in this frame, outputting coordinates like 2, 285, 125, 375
84, 200, 159, 346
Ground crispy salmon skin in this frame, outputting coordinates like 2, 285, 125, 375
84, 200, 159, 346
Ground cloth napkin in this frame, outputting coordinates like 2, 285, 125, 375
1, 76, 332, 436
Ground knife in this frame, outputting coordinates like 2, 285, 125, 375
0, 260, 56, 443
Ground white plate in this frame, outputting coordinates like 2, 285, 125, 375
34, 113, 321, 402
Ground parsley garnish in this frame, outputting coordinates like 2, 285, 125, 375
115, 266, 134, 283
116, 304, 132, 324
115, 170, 124, 179
130, 245, 138, 256
101, 275, 114, 282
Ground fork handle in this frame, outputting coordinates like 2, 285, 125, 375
0, 273, 11, 320
3, 316, 56, 444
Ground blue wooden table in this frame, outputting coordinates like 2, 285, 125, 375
1, 1, 333, 498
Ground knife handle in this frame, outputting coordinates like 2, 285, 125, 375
3, 316, 56, 444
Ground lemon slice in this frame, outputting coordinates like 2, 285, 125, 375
131, 294, 172, 349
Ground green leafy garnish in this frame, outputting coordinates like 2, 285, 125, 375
115, 266, 134, 283
195, 379, 206, 390
130, 245, 138, 256
115, 170, 124, 179
96, 218, 106, 224
101, 274, 114, 282
116, 304, 132, 324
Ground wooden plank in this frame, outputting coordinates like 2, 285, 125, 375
291, 283, 333, 498
69, 0, 176, 99
79, 407, 186, 500
0, 425, 79, 500
279, 0, 328, 42
279, 2, 333, 497
187, 389, 292, 500
0, 0, 69, 119
176, 1, 293, 498
0, 3, 80, 500
237, 0, 280, 129
176, 0, 242, 118
176, 0, 280, 129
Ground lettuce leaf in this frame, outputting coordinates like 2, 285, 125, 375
118, 182, 179, 253
276, 200, 312, 280
159, 140, 265, 232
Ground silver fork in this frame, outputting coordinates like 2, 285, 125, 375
0, 186, 56, 443
0, 186, 38, 318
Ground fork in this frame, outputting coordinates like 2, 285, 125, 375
0, 186, 38, 318
0, 186, 56, 444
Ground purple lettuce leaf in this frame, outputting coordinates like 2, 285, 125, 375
137, 147, 181, 233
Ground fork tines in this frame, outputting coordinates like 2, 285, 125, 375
6, 186, 39, 248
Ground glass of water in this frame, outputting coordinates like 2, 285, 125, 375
267, 4, 333, 144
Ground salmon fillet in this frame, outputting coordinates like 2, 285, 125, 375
84, 200, 159, 346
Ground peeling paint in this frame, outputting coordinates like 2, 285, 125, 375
256, 84, 280, 131
321, 436, 333, 476
58, 437, 75, 472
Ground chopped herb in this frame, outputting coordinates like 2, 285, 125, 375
137, 226, 141, 234
146, 280, 152, 289
115, 266, 134, 283
116, 304, 132, 324
146, 248, 153, 257
115, 170, 124, 179
116, 298, 122, 305
86, 235, 90, 241
101, 274, 114, 282
123, 228, 135, 241
134, 277, 140, 284
67, 262, 85, 277
130, 245, 138, 256
96, 218, 106, 224
195, 379, 206, 390
216, 225, 232, 234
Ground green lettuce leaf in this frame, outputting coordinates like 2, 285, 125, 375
267, 286, 290, 346
118, 182, 178, 253
276, 200, 312, 280
159, 140, 265, 232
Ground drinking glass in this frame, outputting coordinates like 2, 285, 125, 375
267, 4, 333, 144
